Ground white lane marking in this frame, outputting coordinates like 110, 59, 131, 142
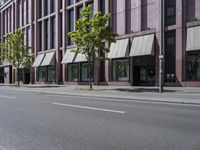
0, 95, 16, 99
0, 145, 7, 150
52, 102, 125, 114
51, 95, 200, 107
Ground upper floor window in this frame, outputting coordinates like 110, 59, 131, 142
100, 0, 105, 14
51, 17, 56, 49
69, 0, 74, 5
165, 0, 176, 26
40, 0, 43, 17
69, 9, 74, 45
52, 0, 56, 12
77, 6, 83, 19
87, 2, 94, 19
44, 0, 50, 16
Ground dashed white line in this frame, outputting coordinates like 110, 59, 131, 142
0, 95, 16, 99
52, 102, 125, 114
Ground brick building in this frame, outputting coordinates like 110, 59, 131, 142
0, 0, 200, 87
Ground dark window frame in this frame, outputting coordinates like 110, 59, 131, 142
165, 0, 176, 26
67, 63, 79, 81
164, 31, 176, 82
186, 50, 200, 81
111, 58, 130, 82
80, 62, 94, 82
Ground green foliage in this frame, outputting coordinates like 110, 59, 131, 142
0, 29, 33, 85
68, 5, 117, 89
0, 29, 33, 68
68, 5, 117, 61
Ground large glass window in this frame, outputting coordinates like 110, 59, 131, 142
77, 6, 83, 19
68, 64, 78, 81
81, 63, 92, 81
44, 0, 50, 16
51, 16, 56, 49
38, 67, 47, 81
165, 31, 176, 82
187, 52, 200, 81
60, 13, 63, 47
44, 19, 49, 50
48, 66, 56, 81
100, 0, 105, 14
39, 22, 42, 51
40, 0, 43, 17
38, 66, 56, 82
69, 0, 74, 5
69, 9, 74, 45
112, 59, 129, 81
87, 2, 94, 19
165, 0, 176, 26
52, 0, 56, 12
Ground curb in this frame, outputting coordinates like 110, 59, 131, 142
1, 88, 200, 106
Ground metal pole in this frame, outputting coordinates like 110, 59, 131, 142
159, 0, 164, 93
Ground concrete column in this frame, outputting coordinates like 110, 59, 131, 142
30, 0, 35, 83
62, 0, 67, 83
104, 0, 110, 84
93, 0, 99, 85
175, 0, 184, 86
155, 0, 162, 86
182, 0, 187, 84
55, 0, 62, 84
34, 0, 40, 82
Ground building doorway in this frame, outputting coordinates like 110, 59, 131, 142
0, 68, 4, 83
132, 56, 155, 86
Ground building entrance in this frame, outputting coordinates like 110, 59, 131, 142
132, 56, 155, 86
0, 68, 4, 83
19, 68, 30, 84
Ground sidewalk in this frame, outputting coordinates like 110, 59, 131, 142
0, 84, 200, 105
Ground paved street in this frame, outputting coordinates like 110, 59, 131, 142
0, 89, 200, 150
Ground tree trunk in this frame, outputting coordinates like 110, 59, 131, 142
88, 60, 92, 90
17, 66, 20, 87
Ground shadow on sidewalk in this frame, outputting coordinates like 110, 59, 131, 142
113, 88, 177, 93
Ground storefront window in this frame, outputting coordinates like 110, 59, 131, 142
112, 59, 129, 81
38, 66, 55, 82
38, 67, 47, 81
81, 63, 92, 81
48, 66, 56, 82
187, 52, 200, 81
68, 64, 78, 81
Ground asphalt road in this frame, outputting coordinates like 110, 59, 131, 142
0, 89, 200, 150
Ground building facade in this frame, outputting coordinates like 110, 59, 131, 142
0, 0, 200, 87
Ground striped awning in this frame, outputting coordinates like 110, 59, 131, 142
32, 54, 45, 67
61, 50, 87, 64
108, 38, 129, 59
129, 34, 155, 57
41, 52, 55, 66
186, 26, 200, 51
61, 50, 76, 64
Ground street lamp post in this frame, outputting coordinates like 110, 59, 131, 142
159, 0, 164, 93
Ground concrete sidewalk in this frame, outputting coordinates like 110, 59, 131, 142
0, 84, 200, 105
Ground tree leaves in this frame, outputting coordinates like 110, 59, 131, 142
0, 29, 33, 68
68, 4, 117, 60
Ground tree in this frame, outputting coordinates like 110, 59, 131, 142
68, 5, 117, 89
0, 29, 33, 86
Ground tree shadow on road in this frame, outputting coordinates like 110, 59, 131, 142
113, 88, 177, 93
